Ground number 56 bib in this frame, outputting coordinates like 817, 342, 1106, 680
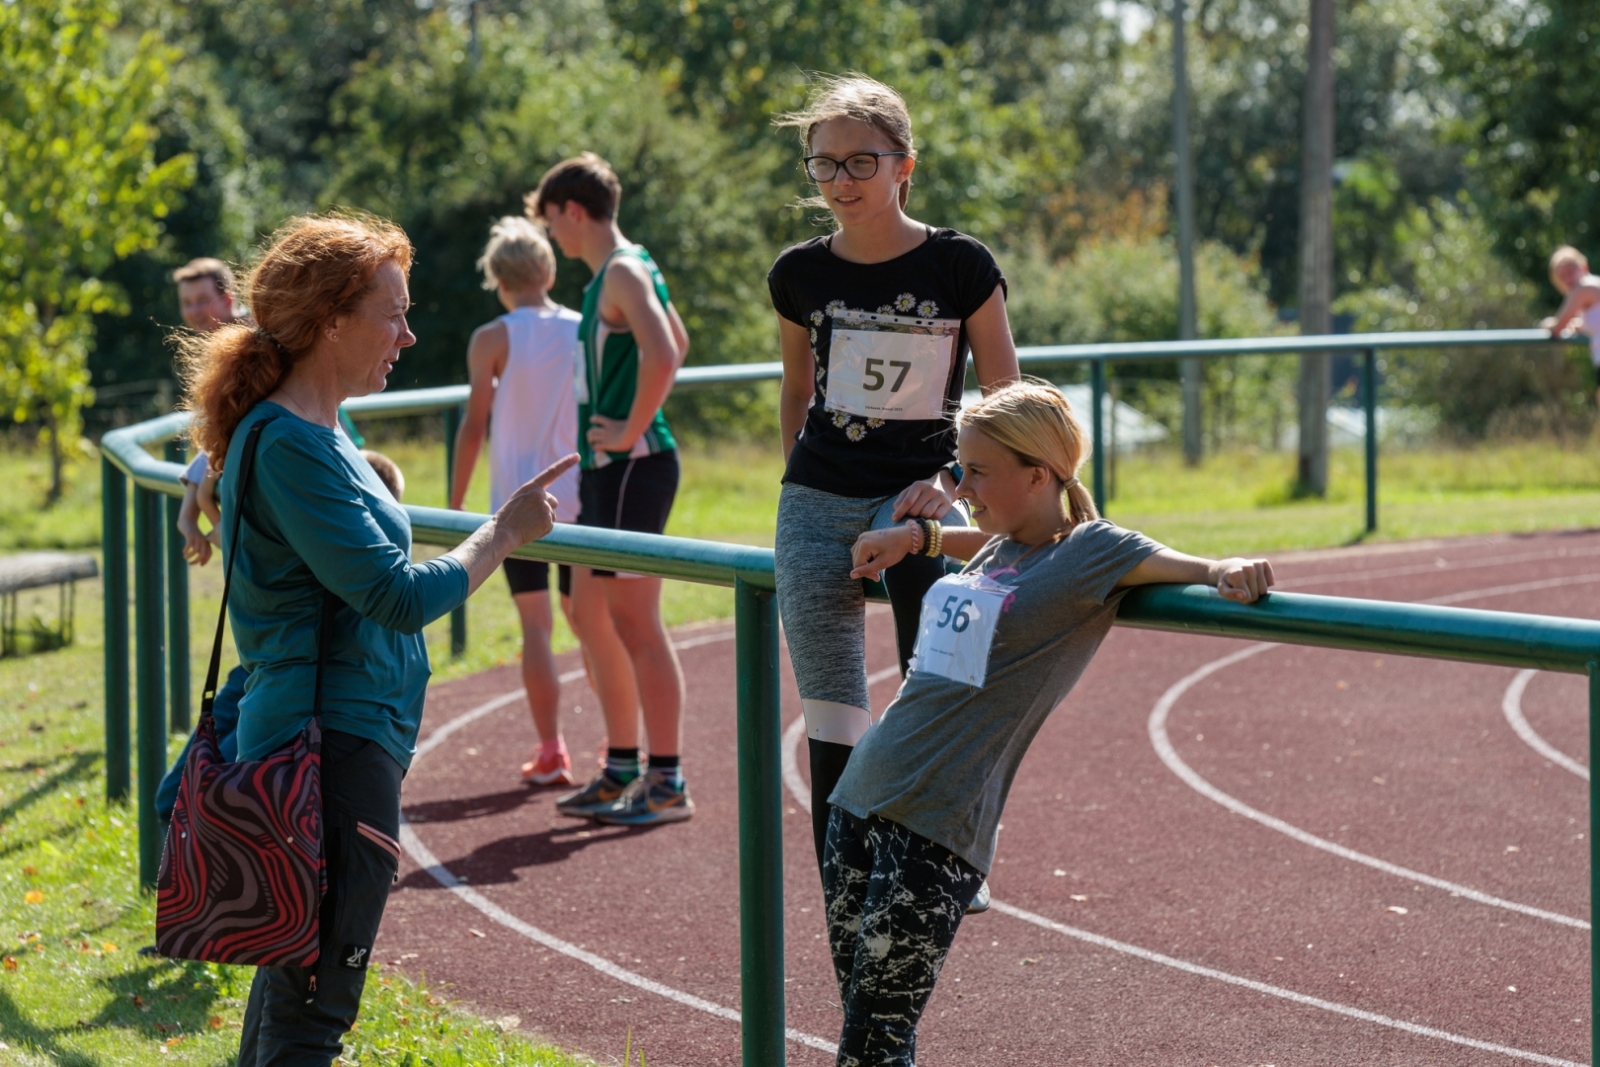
825, 309, 959, 421
913, 572, 1009, 687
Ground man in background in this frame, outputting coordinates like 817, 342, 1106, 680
173, 257, 240, 333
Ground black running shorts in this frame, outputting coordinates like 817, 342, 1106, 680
577, 450, 679, 578
502, 558, 572, 597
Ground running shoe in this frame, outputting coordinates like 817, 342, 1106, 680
554, 770, 633, 816
520, 742, 574, 786
965, 879, 991, 915
592, 774, 695, 826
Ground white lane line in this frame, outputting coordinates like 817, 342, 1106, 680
1280, 544, 1600, 590
1148, 644, 1588, 929
397, 819, 838, 1056
415, 631, 736, 763
1422, 572, 1600, 606
990, 900, 1587, 1067
1502, 670, 1589, 781
405, 630, 839, 1059
779, 712, 1584, 1066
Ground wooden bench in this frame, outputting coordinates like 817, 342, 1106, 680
0, 552, 98, 656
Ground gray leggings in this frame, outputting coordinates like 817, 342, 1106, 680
775, 482, 966, 715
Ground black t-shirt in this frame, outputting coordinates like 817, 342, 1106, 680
767, 228, 1007, 498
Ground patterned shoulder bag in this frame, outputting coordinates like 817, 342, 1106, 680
156, 416, 336, 967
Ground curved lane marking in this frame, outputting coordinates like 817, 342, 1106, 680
781, 709, 1584, 1066
989, 899, 1586, 1067
1148, 643, 1588, 929
1502, 669, 1588, 781
1280, 544, 1600, 591
403, 628, 840, 1058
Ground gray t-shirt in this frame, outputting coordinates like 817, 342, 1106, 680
830, 519, 1162, 873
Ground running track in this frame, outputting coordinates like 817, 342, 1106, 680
382, 529, 1600, 1065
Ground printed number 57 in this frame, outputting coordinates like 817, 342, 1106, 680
936, 595, 973, 633
863, 359, 912, 392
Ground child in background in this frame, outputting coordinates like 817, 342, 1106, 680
1542, 245, 1600, 431
831, 382, 1273, 1065
450, 216, 596, 786
361, 449, 406, 501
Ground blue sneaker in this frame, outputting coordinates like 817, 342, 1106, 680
555, 770, 633, 817
593, 773, 695, 826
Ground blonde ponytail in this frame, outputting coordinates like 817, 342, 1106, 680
959, 380, 1099, 529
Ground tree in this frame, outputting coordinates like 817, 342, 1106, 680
1296, 0, 1335, 496
0, 0, 193, 499
1439, 0, 1600, 299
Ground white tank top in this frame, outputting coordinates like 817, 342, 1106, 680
1580, 275, 1600, 366
489, 305, 583, 521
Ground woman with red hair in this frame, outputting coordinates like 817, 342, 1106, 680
182, 213, 576, 1065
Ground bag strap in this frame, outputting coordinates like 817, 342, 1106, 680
199, 417, 337, 726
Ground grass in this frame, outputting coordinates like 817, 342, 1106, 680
0, 578, 587, 1065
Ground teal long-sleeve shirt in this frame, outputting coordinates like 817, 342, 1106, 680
222, 403, 470, 769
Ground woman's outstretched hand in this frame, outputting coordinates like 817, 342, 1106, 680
851, 525, 916, 581
1208, 557, 1275, 603
496, 454, 579, 544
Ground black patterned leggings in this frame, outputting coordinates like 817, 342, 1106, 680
823, 807, 984, 1066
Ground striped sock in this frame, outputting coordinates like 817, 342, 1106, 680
605, 747, 641, 784
648, 754, 683, 792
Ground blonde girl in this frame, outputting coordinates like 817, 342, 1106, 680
827, 382, 1272, 1066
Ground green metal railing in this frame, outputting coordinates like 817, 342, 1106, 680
99, 327, 1600, 1066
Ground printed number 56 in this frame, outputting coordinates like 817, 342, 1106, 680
863, 358, 912, 392
937, 595, 973, 633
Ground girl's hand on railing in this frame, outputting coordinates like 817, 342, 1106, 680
177, 511, 212, 566
850, 524, 916, 581
1209, 558, 1275, 603
496, 454, 580, 545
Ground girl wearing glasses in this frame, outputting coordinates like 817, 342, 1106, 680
767, 74, 1021, 892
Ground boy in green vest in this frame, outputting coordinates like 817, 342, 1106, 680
530, 154, 694, 825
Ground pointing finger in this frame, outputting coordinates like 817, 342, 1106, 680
529, 453, 580, 489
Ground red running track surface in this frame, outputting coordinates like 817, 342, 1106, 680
381, 529, 1600, 1066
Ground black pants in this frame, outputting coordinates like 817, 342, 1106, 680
823, 807, 983, 1067
807, 551, 947, 868
237, 730, 404, 1067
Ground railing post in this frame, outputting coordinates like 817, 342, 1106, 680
1363, 348, 1378, 534
101, 454, 130, 803
734, 577, 784, 1067
164, 440, 191, 732
1090, 358, 1108, 517
134, 485, 168, 889
443, 403, 467, 657
1591, 660, 1599, 1067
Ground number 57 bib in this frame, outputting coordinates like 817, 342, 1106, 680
913, 572, 1009, 687
825, 309, 959, 421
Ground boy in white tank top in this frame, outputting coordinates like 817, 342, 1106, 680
1543, 245, 1600, 431
451, 217, 607, 785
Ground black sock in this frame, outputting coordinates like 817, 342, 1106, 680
605, 747, 641, 783
807, 738, 854, 871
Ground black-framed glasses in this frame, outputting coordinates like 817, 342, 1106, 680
803, 151, 908, 183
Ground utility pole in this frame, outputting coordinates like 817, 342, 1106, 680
1296, 0, 1335, 496
1174, 0, 1202, 465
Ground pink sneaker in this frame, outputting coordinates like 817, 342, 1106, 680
521, 740, 574, 786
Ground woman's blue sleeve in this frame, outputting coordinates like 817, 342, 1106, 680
253, 431, 468, 633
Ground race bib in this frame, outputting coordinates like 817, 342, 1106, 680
824, 309, 959, 421
912, 572, 1009, 688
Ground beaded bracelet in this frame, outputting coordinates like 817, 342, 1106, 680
904, 519, 924, 556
